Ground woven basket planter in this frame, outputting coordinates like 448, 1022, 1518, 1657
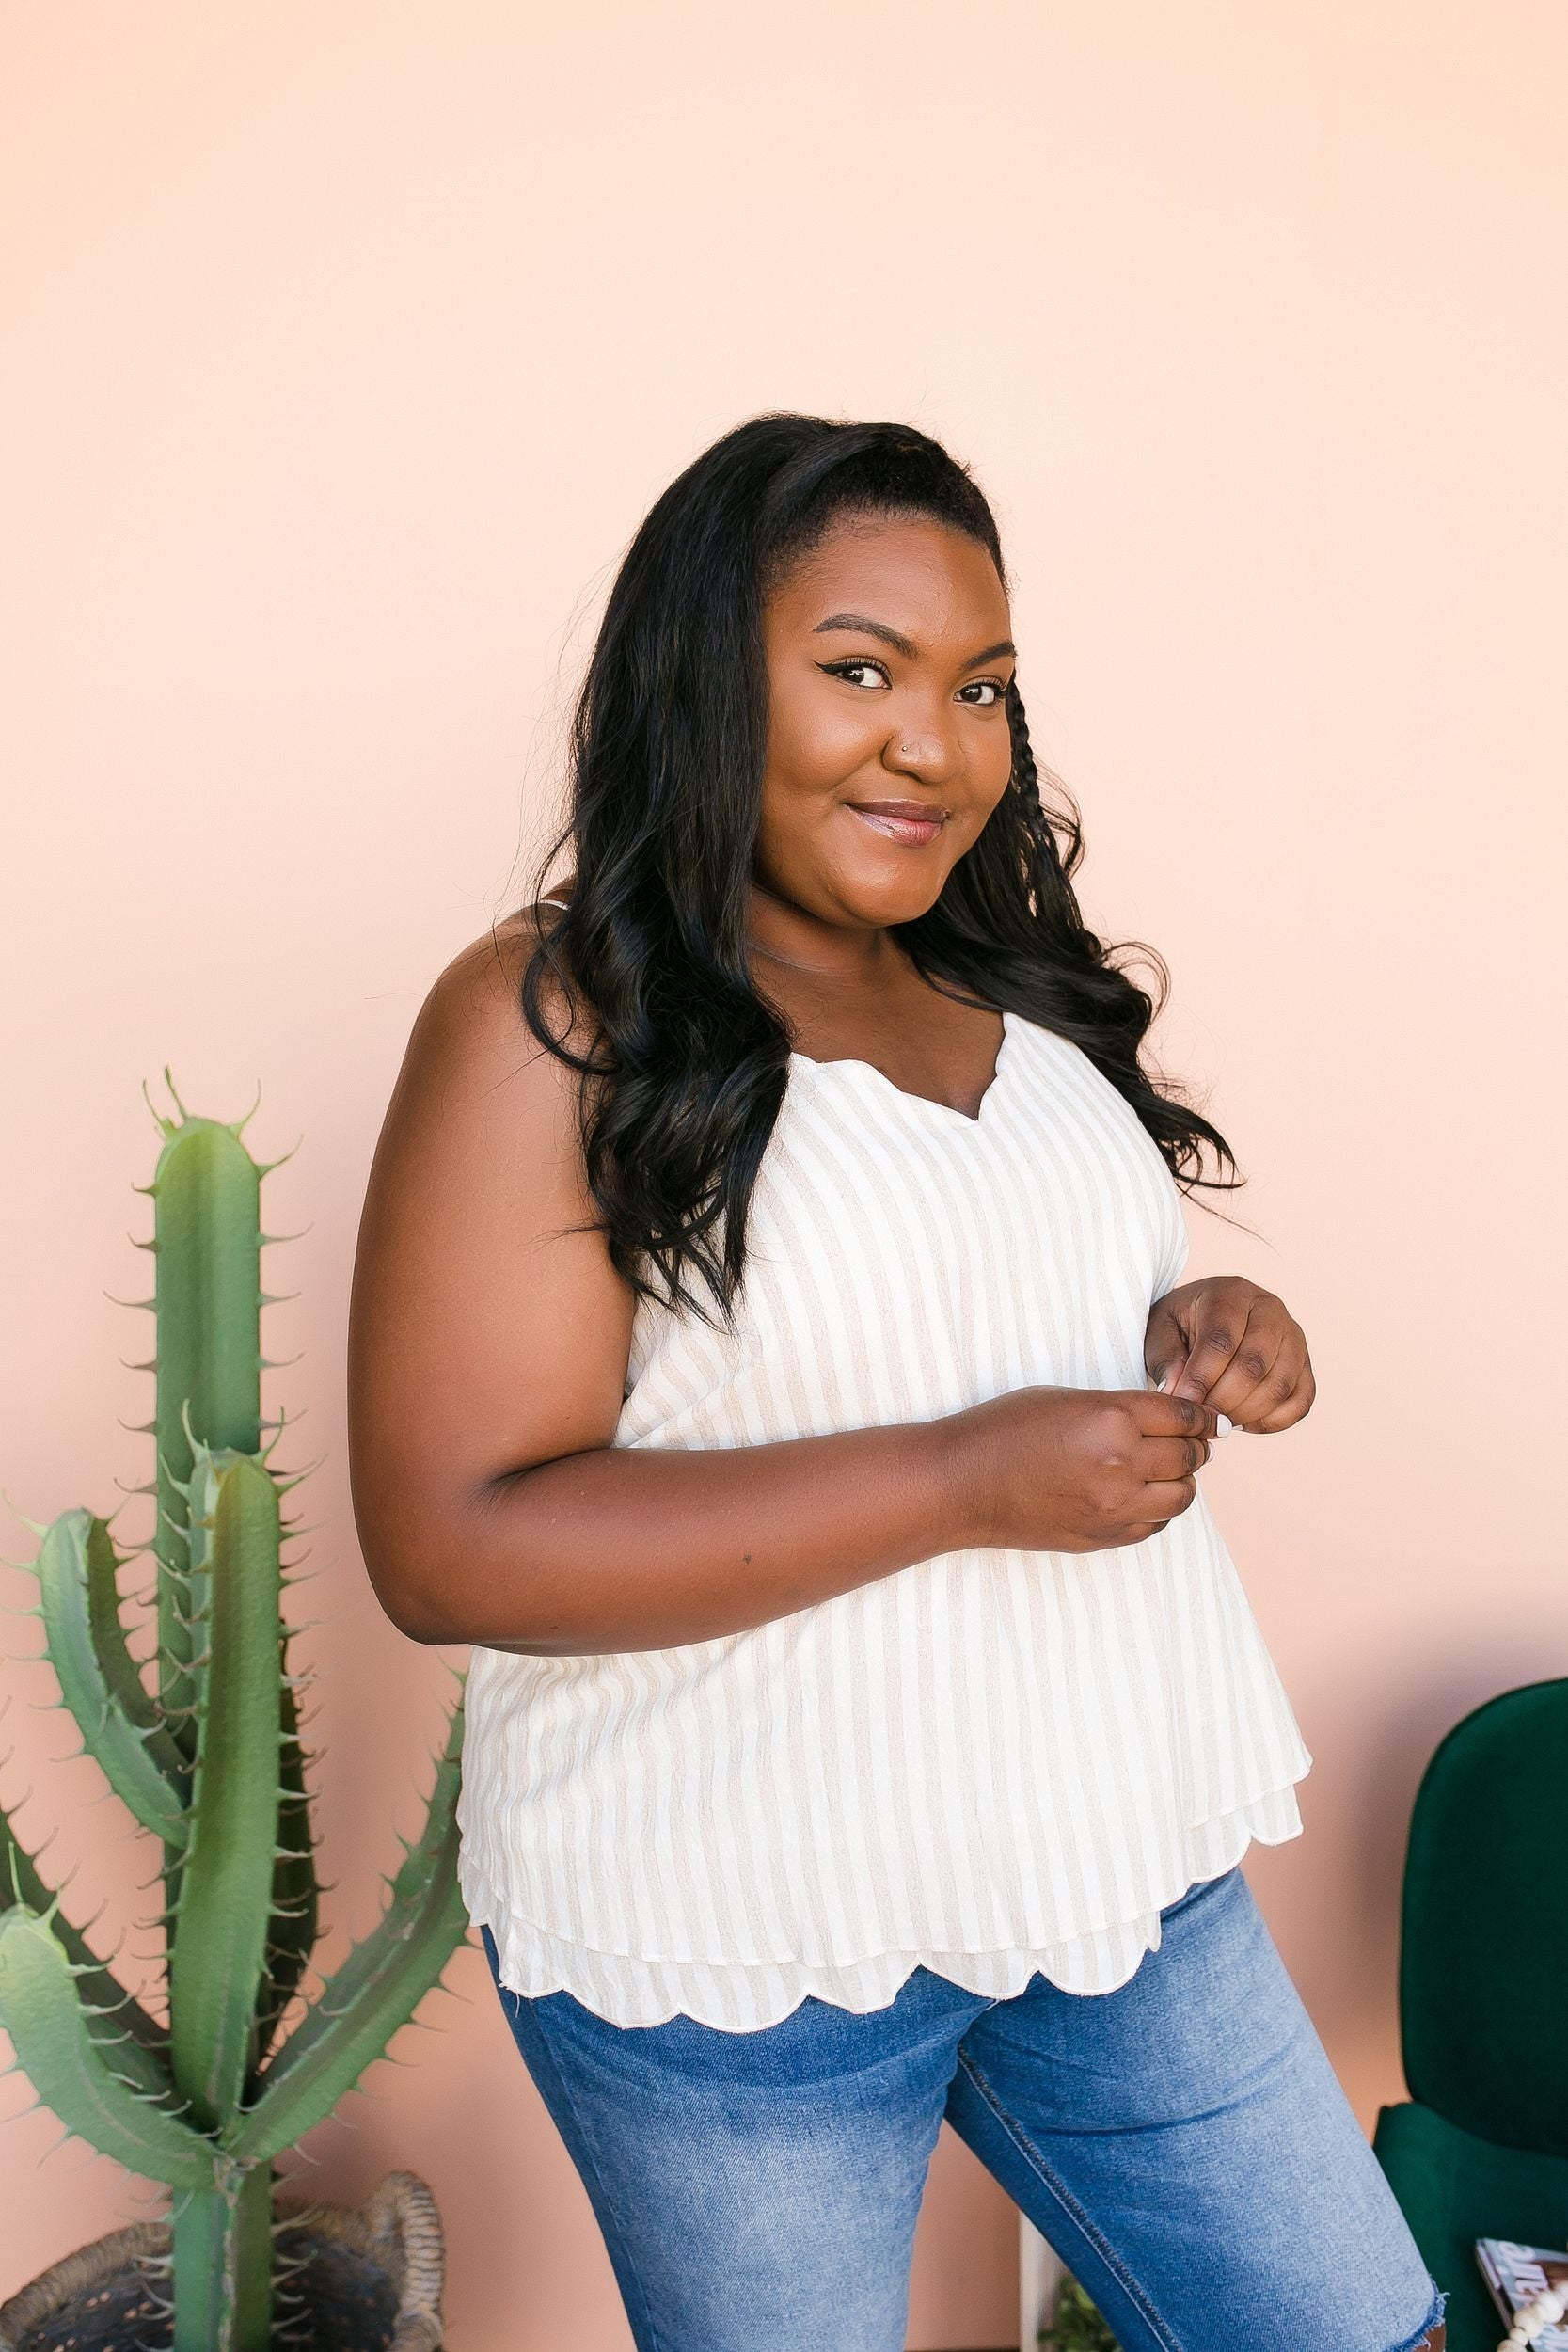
0, 2169, 445, 2352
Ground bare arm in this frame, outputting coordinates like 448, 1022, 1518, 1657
346, 916, 1217, 1655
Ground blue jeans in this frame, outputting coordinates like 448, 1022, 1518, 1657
478, 1864, 1448, 2352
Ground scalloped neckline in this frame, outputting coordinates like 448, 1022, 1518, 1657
787, 1009, 1017, 1128
533, 896, 1020, 1128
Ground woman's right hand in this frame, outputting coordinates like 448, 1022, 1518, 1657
957, 1384, 1221, 1553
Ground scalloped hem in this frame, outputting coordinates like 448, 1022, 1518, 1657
463, 1780, 1307, 2033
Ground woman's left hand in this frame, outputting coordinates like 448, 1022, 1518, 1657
1143, 1278, 1316, 1434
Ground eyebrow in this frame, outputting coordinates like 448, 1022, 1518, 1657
811, 612, 1017, 670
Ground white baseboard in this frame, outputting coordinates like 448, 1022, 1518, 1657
1019, 2212, 1067, 2346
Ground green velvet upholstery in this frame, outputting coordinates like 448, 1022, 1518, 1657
1374, 2104, 1568, 2350
1371, 1676, 1568, 2350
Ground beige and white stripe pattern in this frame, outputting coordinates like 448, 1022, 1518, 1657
456, 1009, 1313, 2031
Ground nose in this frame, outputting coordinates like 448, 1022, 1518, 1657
884, 713, 958, 784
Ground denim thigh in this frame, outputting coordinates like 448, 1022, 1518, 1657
944, 1865, 1448, 2352
478, 1867, 1448, 2352
479, 1921, 983, 2351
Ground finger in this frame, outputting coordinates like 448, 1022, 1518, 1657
1150, 1382, 1230, 1438
1206, 1327, 1298, 1428
1130, 1475, 1201, 1526
1167, 1326, 1240, 1403
1170, 1299, 1285, 1414
1142, 1432, 1214, 1479
1230, 1348, 1316, 1434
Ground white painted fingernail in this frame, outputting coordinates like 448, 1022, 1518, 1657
1214, 1413, 1233, 1437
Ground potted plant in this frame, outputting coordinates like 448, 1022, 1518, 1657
1040, 2274, 1120, 2349
0, 1076, 468, 2351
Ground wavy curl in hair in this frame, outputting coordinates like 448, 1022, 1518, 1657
517, 411, 1245, 1330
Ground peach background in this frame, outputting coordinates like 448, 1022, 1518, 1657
3, 5, 1564, 2344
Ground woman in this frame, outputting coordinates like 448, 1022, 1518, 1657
346, 415, 1448, 2352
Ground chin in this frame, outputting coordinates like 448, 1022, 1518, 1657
834, 866, 951, 925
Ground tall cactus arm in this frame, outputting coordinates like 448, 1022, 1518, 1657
0, 1905, 215, 2187
252, 1668, 319, 2067
167, 1454, 284, 2134
0, 1804, 171, 2096
225, 1684, 467, 2165
143, 1111, 265, 1738
27, 1510, 189, 1846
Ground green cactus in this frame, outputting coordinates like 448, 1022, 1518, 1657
0, 1075, 468, 2351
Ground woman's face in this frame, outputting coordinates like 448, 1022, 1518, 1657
754, 511, 1018, 931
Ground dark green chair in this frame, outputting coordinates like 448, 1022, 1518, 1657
1372, 1676, 1568, 2350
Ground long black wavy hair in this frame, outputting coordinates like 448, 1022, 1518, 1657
516, 412, 1247, 1330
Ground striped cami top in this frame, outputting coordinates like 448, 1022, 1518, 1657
455, 1004, 1314, 2031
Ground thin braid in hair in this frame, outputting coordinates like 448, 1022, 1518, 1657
1006, 677, 1072, 901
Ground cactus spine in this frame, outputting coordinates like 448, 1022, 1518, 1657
1, 1078, 468, 2350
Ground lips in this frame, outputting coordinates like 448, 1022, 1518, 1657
846, 801, 949, 846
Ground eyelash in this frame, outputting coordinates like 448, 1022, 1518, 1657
819, 658, 1009, 707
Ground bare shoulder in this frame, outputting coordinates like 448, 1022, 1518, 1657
356, 899, 606, 1293
415, 900, 588, 1094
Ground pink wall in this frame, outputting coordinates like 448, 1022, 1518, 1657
3, 6, 1564, 2345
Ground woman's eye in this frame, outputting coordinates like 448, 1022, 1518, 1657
820, 661, 1011, 706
